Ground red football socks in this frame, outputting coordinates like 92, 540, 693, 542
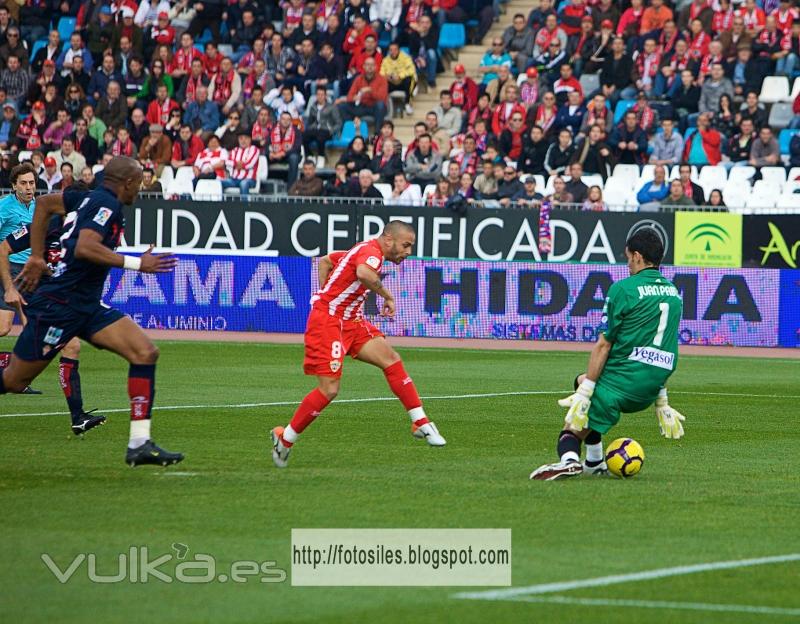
383, 361, 422, 411
284, 388, 331, 445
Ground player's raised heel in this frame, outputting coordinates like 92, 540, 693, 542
270, 427, 291, 468
530, 460, 583, 481
411, 421, 446, 446
71, 410, 107, 436
125, 440, 184, 467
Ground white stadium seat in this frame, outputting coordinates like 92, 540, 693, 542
792, 76, 800, 102
422, 184, 436, 201
698, 165, 727, 189
374, 183, 391, 199
166, 177, 194, 198
728, 166, 757, 185
759, 76, 791, 103
581, 174, 603, 189
258, 156, 269, 182
777, 193, 800, 211
175, 166, 195, 184
669, 165, 698, 181
612, 164, 640, 183
194, 179, 223, 201
768, 102, 795, 129
639, 164, 656, 184
160, 165, 174, 188
760, 166, 787, 189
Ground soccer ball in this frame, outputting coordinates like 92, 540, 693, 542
605, 438, 645, 478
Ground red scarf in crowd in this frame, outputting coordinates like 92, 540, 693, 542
689, 0, 711, 20
252, 119, 272, 144
584, 101, 608, 128
271, 124, 296, 153
633, 103, 656, 132
712, 8, 734, 32
112, 138, 134, 156
451, 80, 466, 108
373, 133, 395, 155
534, 104, 556, 133
213, 70, 235, 105
535, 27, 559, 51
658, 29, 679, 55
405, 2, 425, 25
688, 31, 710, 60
635, 50, 662, 80
156, 98, 173, 125
184, 75, 203, 104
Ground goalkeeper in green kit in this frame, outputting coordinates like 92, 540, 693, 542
531, 228, 686, 481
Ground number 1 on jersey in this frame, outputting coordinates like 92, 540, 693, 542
653, 302, 669, 347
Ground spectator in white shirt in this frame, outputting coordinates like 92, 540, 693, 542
222, 131, 260, 197
388, 172, 422, 206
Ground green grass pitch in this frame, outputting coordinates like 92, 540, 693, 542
1, 339, 798, 623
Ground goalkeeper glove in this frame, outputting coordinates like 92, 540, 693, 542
558, 379, 595, 430
655, 389, 685, 439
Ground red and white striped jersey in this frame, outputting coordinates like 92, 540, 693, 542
226, 145, 260, 180
195, 147, 228, 178
311, 239, 384, 320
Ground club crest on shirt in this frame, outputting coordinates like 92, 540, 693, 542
11, 225, 28, 240
329, 360, 341, 373
366, 256, 381, 269
93, 207, 113, 226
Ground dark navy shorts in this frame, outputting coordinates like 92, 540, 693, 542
13, 294, 126, 361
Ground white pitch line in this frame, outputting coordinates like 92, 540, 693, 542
2, 388, 798, 420
453, 553, 800, 601
511, 595, 800, 617
0, 390, 564, 419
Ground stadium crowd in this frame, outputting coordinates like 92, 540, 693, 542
0, 0, 798, 210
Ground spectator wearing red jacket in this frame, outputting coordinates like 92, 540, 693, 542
171, 125, 205, 168
343, 15, 377, 56
450, 64, 479, 114
146, 84, 180, 126
560, 0, 589, 37
682, 112, 722, 166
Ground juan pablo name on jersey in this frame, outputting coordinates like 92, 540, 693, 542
310, 239, 384, 320
601, 267, 683, 400
35, 187, 124, 305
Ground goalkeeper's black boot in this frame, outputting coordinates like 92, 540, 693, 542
126, 440, 184, 467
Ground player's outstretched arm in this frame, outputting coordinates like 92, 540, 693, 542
558, 334, 613, 431
655, 387, 686, 439
356, 263, 396, 317
16, 194, 65, 292
75, 232, 178, 273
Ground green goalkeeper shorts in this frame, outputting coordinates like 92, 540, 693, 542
587, 382, 656, 434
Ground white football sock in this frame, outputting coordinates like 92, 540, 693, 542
585, 442, 604, 463
283, 425, 299, 444
409, 407, 427, 423
128, 420, 151, 449
561, 451, 580, 464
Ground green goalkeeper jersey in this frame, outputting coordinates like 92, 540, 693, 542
600, 267, 682, 401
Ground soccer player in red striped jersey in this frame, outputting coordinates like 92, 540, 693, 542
270, 221, 445, 468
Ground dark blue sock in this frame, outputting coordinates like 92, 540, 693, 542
0, 369, 6, 395
59, 357, 83, 419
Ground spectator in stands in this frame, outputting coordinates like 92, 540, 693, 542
0, 101, 19, 152
583, 19, 615, 74
406, 14, 439, 88
719, 17, 752, 62
338, 134, 371, 176
453, 134, 480, 175
789, 133, 800, 168
40, 156, 61, 190
96, 80, 128, 130
662, 179, 696, 208
89, 54, 123, 104
725, 118, 757, 170
503, 13, 534, 74
139, 123, 172, 176
325, 163, 351, 197
777, 20, 800, 78
572, 124, 614, 180
532, 13, 567, 59
220, 130, 260, 196
683, 112, 722, 166
536, 39, 568, 91
146, 83, 180, 127
631, 91, 659, 135
71, 117, 99, 167
748, 126, 780, 169
434, 90, 461, 138
600, 37, 633, 105
43, 109, 74, 152
529, 0, 557, 32
730, 47, 761, 99
80, 166, 97, 189
582, 186, 607, 211
405, 133, 443, 187
498, 111, 527, 163
49, 137, 87, 174
473, 158, 498, 199
369, 137, 403, 183
387, 172, 422, 206
545, 128, 576, 176
512, 175, 543, 206
564, 162, 588, 203
520, 125, 549, 175
302, 85, 342, 163
650, 118, 684, 166
610, 111, 648, 166
578, 93, 611, 139
193, 135, 228, 183
708, 189, 726, 209
184, 85, 220, 142
713, 93, 737, 138
637, 164, 670, 210
2, 28, 29, 71
451, 0, 495, 46
672, 70, 701, 126
337, 57, 388, 130
479, 38, 512, 86
215, 110, 243, 151
381, 42, 416, 115
493, 83, 527, 137
27, 58, 59, 108
738, 91, 768, 130
140, 166, 163, 194
372, 120, 397, 157
266, 84, 306, 125
547, 175, 573, 205
424, 111, 451, 155
123, 57, 148, 110
289, 159, 325, 196
347, 168, 384, 199
450, 64, 479, 117
171, 124, 205, 169
0, 55, 27, 108
677, 163, 705, 205
268, 112, 302, 186
428, 177, 454, 207
699, 63, 734, 115
64, 55, 91, 97
177, 58, 210, 109
498, 165, 524, 206
485, 65, 514, 107
554, 90, 586, 136
58, 31, 94, 77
